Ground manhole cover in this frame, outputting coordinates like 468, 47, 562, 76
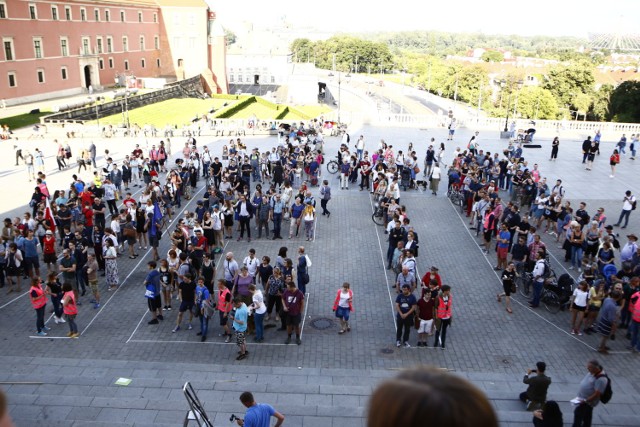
310, 317, 334, 330
381, 348, 394, 354
497, 356, 514, 365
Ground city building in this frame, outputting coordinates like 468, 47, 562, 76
0, 0, 228, 105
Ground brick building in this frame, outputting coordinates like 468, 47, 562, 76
0, 0, 228, 105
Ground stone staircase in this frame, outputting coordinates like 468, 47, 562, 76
2, 357, 638, 426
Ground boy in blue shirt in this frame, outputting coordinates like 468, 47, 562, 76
195, 277, 213, 342
144, 261, 162, 324
231, 296, 248, 360
236, 391, 285, 427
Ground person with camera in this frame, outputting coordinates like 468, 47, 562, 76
519, 361, 551, 411
233, 391, 284, 427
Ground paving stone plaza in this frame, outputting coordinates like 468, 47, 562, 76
1, 120, 639, 426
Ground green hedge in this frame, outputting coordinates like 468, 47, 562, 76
275, 107, 289, 120
213, 96, 256, 118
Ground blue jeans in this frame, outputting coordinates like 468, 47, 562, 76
531, 280, 543, 307
616, 210, 631, 227
571, 246, 583, 268
630, 320, 640, 351
254, 312, 265, 340
272, 213, 282, 238
51, 294, 63, 318
200, 315, 209, 338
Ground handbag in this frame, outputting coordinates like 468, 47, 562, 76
123, 227, 136, 238
413, 166, 420, 174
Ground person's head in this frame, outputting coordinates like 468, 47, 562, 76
287, 279, 296, 290
233, 296, 243, 308
225, 252, 234, 261
587, 360, 603, 375
401, 284, 411, 295
239, 391, 255, 408
367, 367, 498, 427
62, 282, 73, 293
148, 260, 157, 270
441, 284, 451, 295
536, 361, 546, 373
540, 400, 563, 423
217, 279, 227, 290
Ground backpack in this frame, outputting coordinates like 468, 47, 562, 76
632, 200, 637, 211
596, 373, 613, 404
543, 261, 550, 278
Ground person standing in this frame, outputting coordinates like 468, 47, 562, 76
248, 284, 266, 342
530, 251, 546, 308
61, 282, 79, 338
613, 191, 636, 229
416, 286, 436, 347
395, 284, 417, 348
45, 272, 65, 324
550, 137, 559, 161
333, 282, 353, 334
270, 194, 284, 240
103, 239, 118, 291
173, 273, 196, 333
195, 277, 213, 342
572, 360, 608, 427
144, 261, 163, 325
519, 361, 551, 411
282, 279, 304, 345
86, 253, 100, 309
29, 277, 49, 336
319, 180, 331, 217
596, 291, 623, 354
231, 296, 249, 360
424, 143, 435, 178
217, 279, 233, 343
609, 149, 620, 178
429, 162, 441, 195
433, 284, 452, 349
236, 391, 285, 427
497, 262, 516, 314
581, 137, 591, 164
235, 194, 254, 242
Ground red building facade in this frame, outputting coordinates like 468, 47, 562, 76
0, 0, 222, 104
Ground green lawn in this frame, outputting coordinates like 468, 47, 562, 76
91, 98, 235, 128
296, 105, 332, 118
0, 112, 51, 130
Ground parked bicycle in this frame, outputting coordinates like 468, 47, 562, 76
326, 156, 340, 174
447, 184, 465, 213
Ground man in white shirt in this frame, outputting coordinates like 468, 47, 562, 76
614, 190, 636, 229
243, 248, 259, 283
356, 135, 365, 160
530, 252, 546, 308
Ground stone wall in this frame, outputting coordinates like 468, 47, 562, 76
43, 75, 205, 124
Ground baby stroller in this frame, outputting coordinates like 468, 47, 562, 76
400, 168, 412, 191
554, 273, 575, 311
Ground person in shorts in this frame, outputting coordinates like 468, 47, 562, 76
332, 282, 353, 334
282, 279, 305, 345
231, 296, 248, 360
497, 262, 516, 314
217, 279, 233, 342
85, 253, 100, 309
416, 286, 436, 347
173, 273, 195, 332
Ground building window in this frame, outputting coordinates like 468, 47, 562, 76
80, 8, 86, 21
271, 76, 275, 83
138, 11, 142, 22
154, 36, 159, 50
61, 67, 67, 80
139, 36, 145, 51
96, 37, 103, 54
120, 10, 124, 22
51, 6, 58, 20
29, 3, 37, 19
106, 37, 113, 53
60, 37, 68, 57
156, 58, 160, 68
104, 10, 110, 22
37, 69, 45, 84
238, 75, 242, 83
0, 2, 6, 19
108, 58, 113, 68
153, 12, 157, 23
82, 37, 90, 55
122, 36, 128, 52
141, 59, 146, 68
3, 39, 14, 61
64, 6, 71, 20
33, 38, 43, 59
8, 72, 16, 87
229, 75, 234, 83
94, 9, 99, 21
124, 60, 129, 71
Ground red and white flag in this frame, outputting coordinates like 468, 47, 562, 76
44, 198, 56, 234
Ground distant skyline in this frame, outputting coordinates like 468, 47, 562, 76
209, 0, 639, 39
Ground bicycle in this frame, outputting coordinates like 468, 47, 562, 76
447, 184, 465, 213
372, 200, 387, 226
326, 157, 339, 174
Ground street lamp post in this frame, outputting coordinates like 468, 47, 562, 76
337, 71, 351, 124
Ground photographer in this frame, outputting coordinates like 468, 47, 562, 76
234, 391, 284, 427
519, 361, 551, 411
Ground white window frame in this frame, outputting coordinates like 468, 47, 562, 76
61, 66, 68, 80
120, 10, 125, 22
141, 58, 146, 68
51, 5, 58, 20
81, 37, 90, 55
104, 9, 110, 22
139, 35, 145, 51
28, 3, 37, 19
7, 71, 16, 87
138, 11, 142, 22
3, 37, 15, 61
122, 36, 128, 52
96, 36, 103, 54
37, 69, 45, 84
156, 58, 160, 68
80, 7, 86, 21
153, 12, 157, 23
64, 6, 71, 20
154, 36, 159, 50
94, 8, 99, 21
99, 58, 104, 69
0, 2, 7, 19
108, 57, 114, 69
33, 37, 43, 59
124, 59, 129, 71
106, 36, 113, 53
60, 36, 68, 57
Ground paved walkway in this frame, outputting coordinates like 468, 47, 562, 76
1, 125, 639, 426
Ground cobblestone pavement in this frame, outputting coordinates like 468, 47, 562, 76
1, 125, 639, 426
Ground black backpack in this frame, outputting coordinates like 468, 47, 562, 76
596, 373, 613, 404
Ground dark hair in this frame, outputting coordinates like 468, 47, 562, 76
278, 247, 288, 257
536, 361, 546, 372
441, 284, 451, 292
240, 391, 254, 405
541, 401, 563, 427
148, 261, 157, 269
62, 282, 74, 293
367, 367, 497, 427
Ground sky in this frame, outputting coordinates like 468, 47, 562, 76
209, 0, 640, 38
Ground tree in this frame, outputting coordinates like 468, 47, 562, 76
224, 28, 236, 46
481, 50, 504, 63
512, 87, 559, 120
290, 38, 314, 63
573, 93, 592, 120
608, 81, 640, 123
590, 84, 613, 121
542, 63, 595, 109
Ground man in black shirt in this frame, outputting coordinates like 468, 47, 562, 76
507, 205, 521, 250
388, 220, 406, 269
510, 236, 528, 277
92, 198, 107, 231
575, 202, 590, 229
211, 157, 223, 188
173, 274, 196, 333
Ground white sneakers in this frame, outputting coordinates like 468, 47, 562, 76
54, 316, 66, 324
